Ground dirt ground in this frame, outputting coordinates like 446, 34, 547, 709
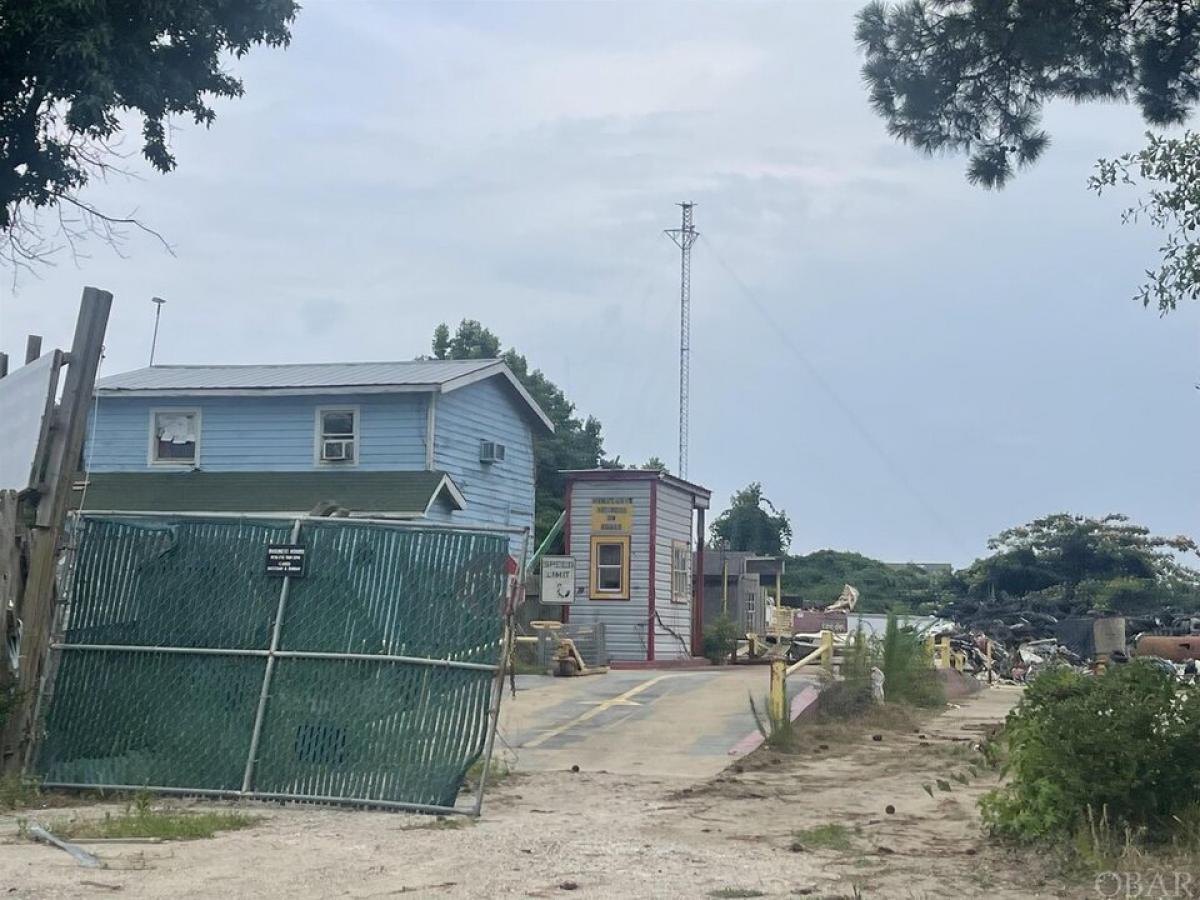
1, 685, 1084, 899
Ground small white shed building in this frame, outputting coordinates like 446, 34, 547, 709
561, 469, 711, 663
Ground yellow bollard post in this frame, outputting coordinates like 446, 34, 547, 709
820, 629, 834, 672
769, 659, 787, 727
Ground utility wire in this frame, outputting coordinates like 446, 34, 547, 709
700, 236, 969, 559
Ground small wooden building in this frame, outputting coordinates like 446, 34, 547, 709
561, 469, 711, 663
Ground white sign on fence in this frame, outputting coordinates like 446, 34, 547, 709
540, 555, 576, 605
0, 353, 60, 491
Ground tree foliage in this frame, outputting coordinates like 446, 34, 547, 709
785, 513, 1200, 620
1090, 130, 1200, 312
709, 483, 793, 556
783, 550, 953, 613
641, 456, 669, 474
961, 513, 1200, 617
430, 319, 612, 545
856, 1, 1200, 188
431, 319, 499, 360
0, 0, 297, 269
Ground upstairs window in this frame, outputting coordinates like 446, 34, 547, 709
317, 408, 357, 464
150, 410, 199, 465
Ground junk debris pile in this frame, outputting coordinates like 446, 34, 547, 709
929, 611, 1200, 683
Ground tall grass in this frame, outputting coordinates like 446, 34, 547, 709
818, 628, 874, 718
880, 612, 944, 708
818, 612, 943, 718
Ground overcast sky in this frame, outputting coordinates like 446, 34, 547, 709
2, 1, 1197, 566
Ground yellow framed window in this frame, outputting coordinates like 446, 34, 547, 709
590, 535, 630, 600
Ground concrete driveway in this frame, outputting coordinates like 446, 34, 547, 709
494, 667, 818, 780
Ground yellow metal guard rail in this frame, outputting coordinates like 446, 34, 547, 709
768, 630, 835, 726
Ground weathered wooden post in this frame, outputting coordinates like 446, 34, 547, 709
1, 287, 111, 771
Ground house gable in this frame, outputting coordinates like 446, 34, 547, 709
430, 377, 536, 537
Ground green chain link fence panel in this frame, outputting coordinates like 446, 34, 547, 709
36, 514, 511, 812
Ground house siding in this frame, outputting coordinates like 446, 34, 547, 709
653, 481, 695, 660
86, 375, 539, 559
566, 480, 652, 662
430, 379, 535, 556
87, 393, 429, 473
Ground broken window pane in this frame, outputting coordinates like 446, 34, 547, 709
153, 412, 197, 463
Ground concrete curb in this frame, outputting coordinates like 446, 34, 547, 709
727, 684, 821, 757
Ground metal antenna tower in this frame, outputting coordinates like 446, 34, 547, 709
665, 202, 698, 479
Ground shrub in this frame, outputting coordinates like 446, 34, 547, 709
702, 614, 739, 665
980, 661, 1200, 843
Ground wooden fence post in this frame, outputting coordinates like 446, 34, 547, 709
1, 287, 111, 771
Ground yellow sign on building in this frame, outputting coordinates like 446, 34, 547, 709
591, 497, 633, 534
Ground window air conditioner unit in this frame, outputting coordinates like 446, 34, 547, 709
322, 439, 354, 461
479, 440, 506, 463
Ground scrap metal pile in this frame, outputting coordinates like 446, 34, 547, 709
938, 595, 1200, 645
929, 611, 1200, 683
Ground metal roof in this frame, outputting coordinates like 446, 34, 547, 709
97, 359, 497, 392
95, 359, 554, 433
560, 468, 712, 505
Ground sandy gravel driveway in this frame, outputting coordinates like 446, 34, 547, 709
0, 685, 1062, 900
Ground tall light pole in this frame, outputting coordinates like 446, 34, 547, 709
665, 203, 699, 479
149, 297, 167, 366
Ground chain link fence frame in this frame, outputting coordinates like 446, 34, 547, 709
32, 512, 526, 816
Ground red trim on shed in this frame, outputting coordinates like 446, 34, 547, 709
693, 505, 705, 657
561, 468, 712, 505
647, 478, 657, 662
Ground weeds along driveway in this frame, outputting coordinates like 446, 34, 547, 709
1, 686, 1051, 900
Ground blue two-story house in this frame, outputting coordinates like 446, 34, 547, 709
78, 359, 553, 553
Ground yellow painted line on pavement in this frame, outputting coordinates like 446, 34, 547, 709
523, 673, 700, 748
